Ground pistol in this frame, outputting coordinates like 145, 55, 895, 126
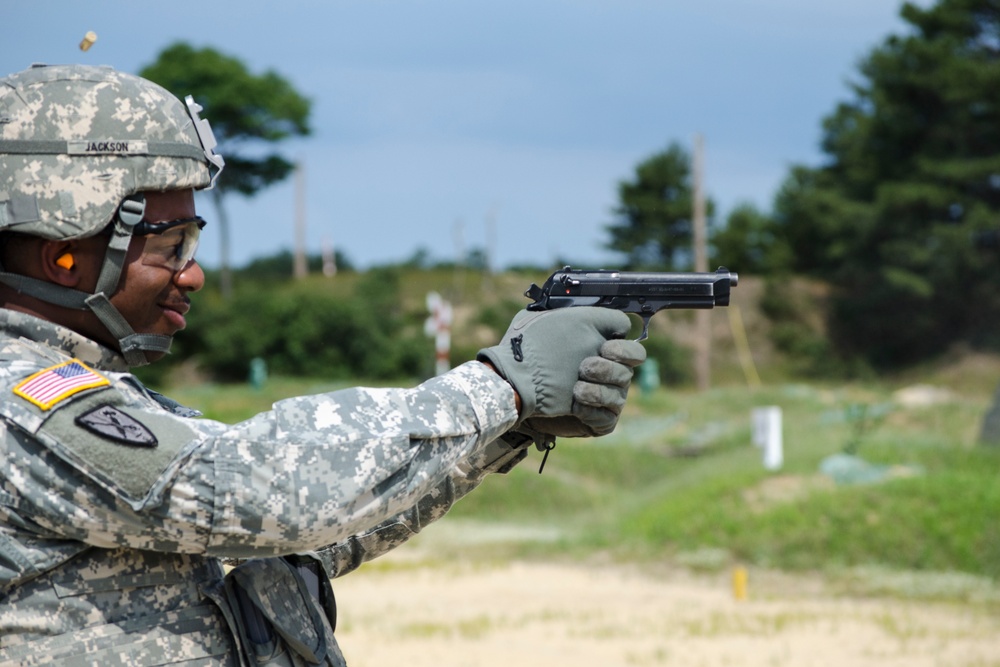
524, 266, 738, 340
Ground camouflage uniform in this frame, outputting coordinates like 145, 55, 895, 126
0, 307, 526, 665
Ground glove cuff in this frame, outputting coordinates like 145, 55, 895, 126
477, 347, 537, 423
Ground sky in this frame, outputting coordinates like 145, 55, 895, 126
3, 1, 928, 271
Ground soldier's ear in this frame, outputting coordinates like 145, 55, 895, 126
40, 241, 82, 287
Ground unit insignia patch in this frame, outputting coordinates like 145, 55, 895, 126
75, 404, 159, 448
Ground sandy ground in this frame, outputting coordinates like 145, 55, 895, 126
331, 535, 1000, 667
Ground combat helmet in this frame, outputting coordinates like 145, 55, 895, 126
0, 63, 224, 366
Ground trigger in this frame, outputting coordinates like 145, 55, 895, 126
637, 315, 651, 341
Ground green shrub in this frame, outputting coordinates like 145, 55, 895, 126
760, 277, 866, 378
641, 334, 692, 386
174, 270, 431, 382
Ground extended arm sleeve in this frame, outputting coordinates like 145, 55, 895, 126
315, 432, 529, 578
8, 362, 519, 559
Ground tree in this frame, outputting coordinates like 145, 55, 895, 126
710, 202, 792, 275
140, 43, 312, 297
234, 248, 355, 281
605, 142, 715, 270
773, 0, 1000, 368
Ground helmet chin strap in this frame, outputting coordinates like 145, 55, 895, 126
0, 194, 173, 367
83, 194, 173, 367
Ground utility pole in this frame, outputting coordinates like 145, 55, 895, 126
483, 204, 498, 292
692, 134, 710, 391
293, 159, 307, 279
452, 217, 465, 303
322, 235, 337, 277
213, 188, 233, 299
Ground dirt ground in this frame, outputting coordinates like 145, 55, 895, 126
331, 533, 1000, 667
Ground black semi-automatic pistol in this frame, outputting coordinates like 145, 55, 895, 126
524, 266, 738, 340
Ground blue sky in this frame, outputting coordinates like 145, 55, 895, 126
3, 1, 927, 271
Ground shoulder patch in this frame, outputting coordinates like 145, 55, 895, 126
13, 360, 109, 410
75, 403, 158, 448
40, 391, 198, 504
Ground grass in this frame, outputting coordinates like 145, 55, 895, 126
159, 359, 1000, 582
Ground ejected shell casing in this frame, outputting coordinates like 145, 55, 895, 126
79, 31, 98, 51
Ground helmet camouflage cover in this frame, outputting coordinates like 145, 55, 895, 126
0, 63, 223, 240
0, 64, 224, 366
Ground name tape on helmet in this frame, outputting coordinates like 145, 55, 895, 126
67, 140, 150, 155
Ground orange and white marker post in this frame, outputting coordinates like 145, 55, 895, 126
425, 292, 453, 376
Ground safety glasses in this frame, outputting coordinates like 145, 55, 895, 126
135, 216, 207, 272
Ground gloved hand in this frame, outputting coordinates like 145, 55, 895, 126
523, 337, 646, 437
477, 307, 645, 437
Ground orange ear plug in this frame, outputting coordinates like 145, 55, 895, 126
56, 253, 75, 270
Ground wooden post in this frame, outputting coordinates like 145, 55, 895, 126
692, 134, 710, 391
212, 188, 232, 300
293, 160, 307, 279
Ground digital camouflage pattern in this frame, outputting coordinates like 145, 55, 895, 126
0, 64, 214, 240
0, 309, 526, 665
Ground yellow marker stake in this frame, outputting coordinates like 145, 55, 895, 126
79, 31, 97, 52
732, 565, 748, 601
728, 304, 761, 388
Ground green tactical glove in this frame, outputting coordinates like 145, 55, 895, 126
522, 337, 646, 437
477, 307, 640, 433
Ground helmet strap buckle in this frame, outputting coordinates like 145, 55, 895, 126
116, 194, 145, 227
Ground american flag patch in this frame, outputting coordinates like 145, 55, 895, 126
13, 360, 110, 410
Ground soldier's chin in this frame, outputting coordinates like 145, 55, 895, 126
121, 341, 172, 366
142, 349, 169, 364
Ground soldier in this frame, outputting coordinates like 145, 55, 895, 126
0, 64, 645, 666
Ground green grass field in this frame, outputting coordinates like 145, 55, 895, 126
163, 357, 1000, 587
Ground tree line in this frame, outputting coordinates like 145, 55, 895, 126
140, 0, 1000, 380
609, 0, 1000, 372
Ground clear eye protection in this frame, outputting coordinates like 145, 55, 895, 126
135, 216, 207, 271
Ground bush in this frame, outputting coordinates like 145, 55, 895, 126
174, 271, 431, 382
641, 334, 692, 386
760, 277, 864, 378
